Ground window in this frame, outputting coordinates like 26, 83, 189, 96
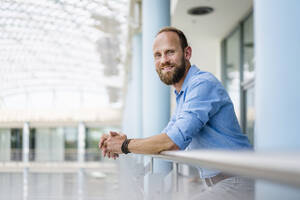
222, 12, 255, 145
11, 128, 23, 161
242, 14, 255, 145
223, 28, 241, 121
64, 127, 78, 161
85, 128, 102, 161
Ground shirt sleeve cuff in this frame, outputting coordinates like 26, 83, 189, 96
166, 125, 191, 150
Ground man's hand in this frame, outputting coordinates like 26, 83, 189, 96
98, 132, 119, 159
99, 133, 109, 149
104, 131, 127, 154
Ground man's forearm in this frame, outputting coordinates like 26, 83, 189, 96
128, 133, 179, 154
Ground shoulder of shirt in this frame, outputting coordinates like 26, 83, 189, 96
186, 68, 231, 102
187, 68, 221, 88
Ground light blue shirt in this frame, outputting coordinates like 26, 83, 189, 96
163, 65, 252, 178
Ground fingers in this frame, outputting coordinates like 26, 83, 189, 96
100, 131, 123, 160
108, 152, 117, 159
103, 148, 108, 158
103, 148, 106, 157
110, 153, 119, 160
99, 136, 104, 149
110, 131, 119, 137
99, 134, 108, 149
99, 132, 118, 149
110, 131, 127, 141
102, 140, 112, 158
113, 153, 119, 160
119, 132, 127, 139
103, 151, 119, 160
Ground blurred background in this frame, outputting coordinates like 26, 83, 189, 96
0, 0, 300, 200
0, 0, 126, 199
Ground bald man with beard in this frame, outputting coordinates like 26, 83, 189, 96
99, 27, 254, 200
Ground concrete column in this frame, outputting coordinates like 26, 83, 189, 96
22, 122, 30, 163
132, 33, 143, 139
78, 122, 86, 163
254, 0, 300, 199
120, 32, 144, 198
122, 86, 134, 137
142, 0, 171, 174
142, 0, 172, 198
122, 33, 142, 139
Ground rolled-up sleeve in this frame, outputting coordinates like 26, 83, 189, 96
162, 112, 176, 134
166, 80, 226, 150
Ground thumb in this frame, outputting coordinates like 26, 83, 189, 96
110, 131, 118, 137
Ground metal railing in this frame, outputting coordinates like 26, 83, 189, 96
148, 150, 300, 188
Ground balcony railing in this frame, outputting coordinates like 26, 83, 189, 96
148, 150, 300, 188
116, 150, 300, 199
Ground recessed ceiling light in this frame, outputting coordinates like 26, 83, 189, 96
187, 6, 214, 16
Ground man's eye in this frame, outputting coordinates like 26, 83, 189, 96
154, 54, 161, 59
167, 50, 175, 55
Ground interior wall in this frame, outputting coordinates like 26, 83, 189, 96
189, 38, 221, 79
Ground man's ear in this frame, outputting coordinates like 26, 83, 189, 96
184, 46, 192, 60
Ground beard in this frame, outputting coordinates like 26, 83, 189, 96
156, 56, 186, 85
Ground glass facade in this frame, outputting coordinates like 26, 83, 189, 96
11, 128, 23, 161
224, 28, 241, 121
0, 129, 10, 161
35, 128, 64, 162
243, 14, 255, 81
29, 128, 36, 161
0, 125, 115, 162
222, 12, 255, 145
64, 127, 78, 161
86, 128, 103, 161
242, 14, 255, 145
246, 87, 255, 144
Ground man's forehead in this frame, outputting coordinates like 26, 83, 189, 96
155, 31, 179, 42
153, 31, 180, 49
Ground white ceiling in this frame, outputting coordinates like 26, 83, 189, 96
172, 0, 252, 40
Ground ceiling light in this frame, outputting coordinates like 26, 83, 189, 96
187, 6, 214, 16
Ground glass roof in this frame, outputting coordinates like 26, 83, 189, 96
0, 0, 128, 123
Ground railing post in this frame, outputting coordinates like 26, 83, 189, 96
150, 157, 153, 174
173, 162, 179, 192
23, 168, 28, 200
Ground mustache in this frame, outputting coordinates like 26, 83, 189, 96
160, 64, 174, 69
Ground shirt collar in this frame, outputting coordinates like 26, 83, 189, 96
174, 65, 198, 96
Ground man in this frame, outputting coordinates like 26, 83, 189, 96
99, 27, 253, 198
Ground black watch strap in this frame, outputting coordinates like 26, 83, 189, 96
121, 139, 131, 154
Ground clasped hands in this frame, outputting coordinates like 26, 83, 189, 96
98, 131, 127, 159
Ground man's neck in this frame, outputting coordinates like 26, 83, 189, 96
173, 64, 191, 93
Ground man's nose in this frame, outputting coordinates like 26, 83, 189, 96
161, 54, 170, 65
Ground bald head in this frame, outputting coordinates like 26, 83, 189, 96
156, 27, 188, 51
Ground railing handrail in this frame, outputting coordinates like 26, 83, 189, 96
149, 150, 300, 188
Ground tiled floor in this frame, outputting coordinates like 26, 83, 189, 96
0, 168, 119, 200
0, 160, 256, 200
